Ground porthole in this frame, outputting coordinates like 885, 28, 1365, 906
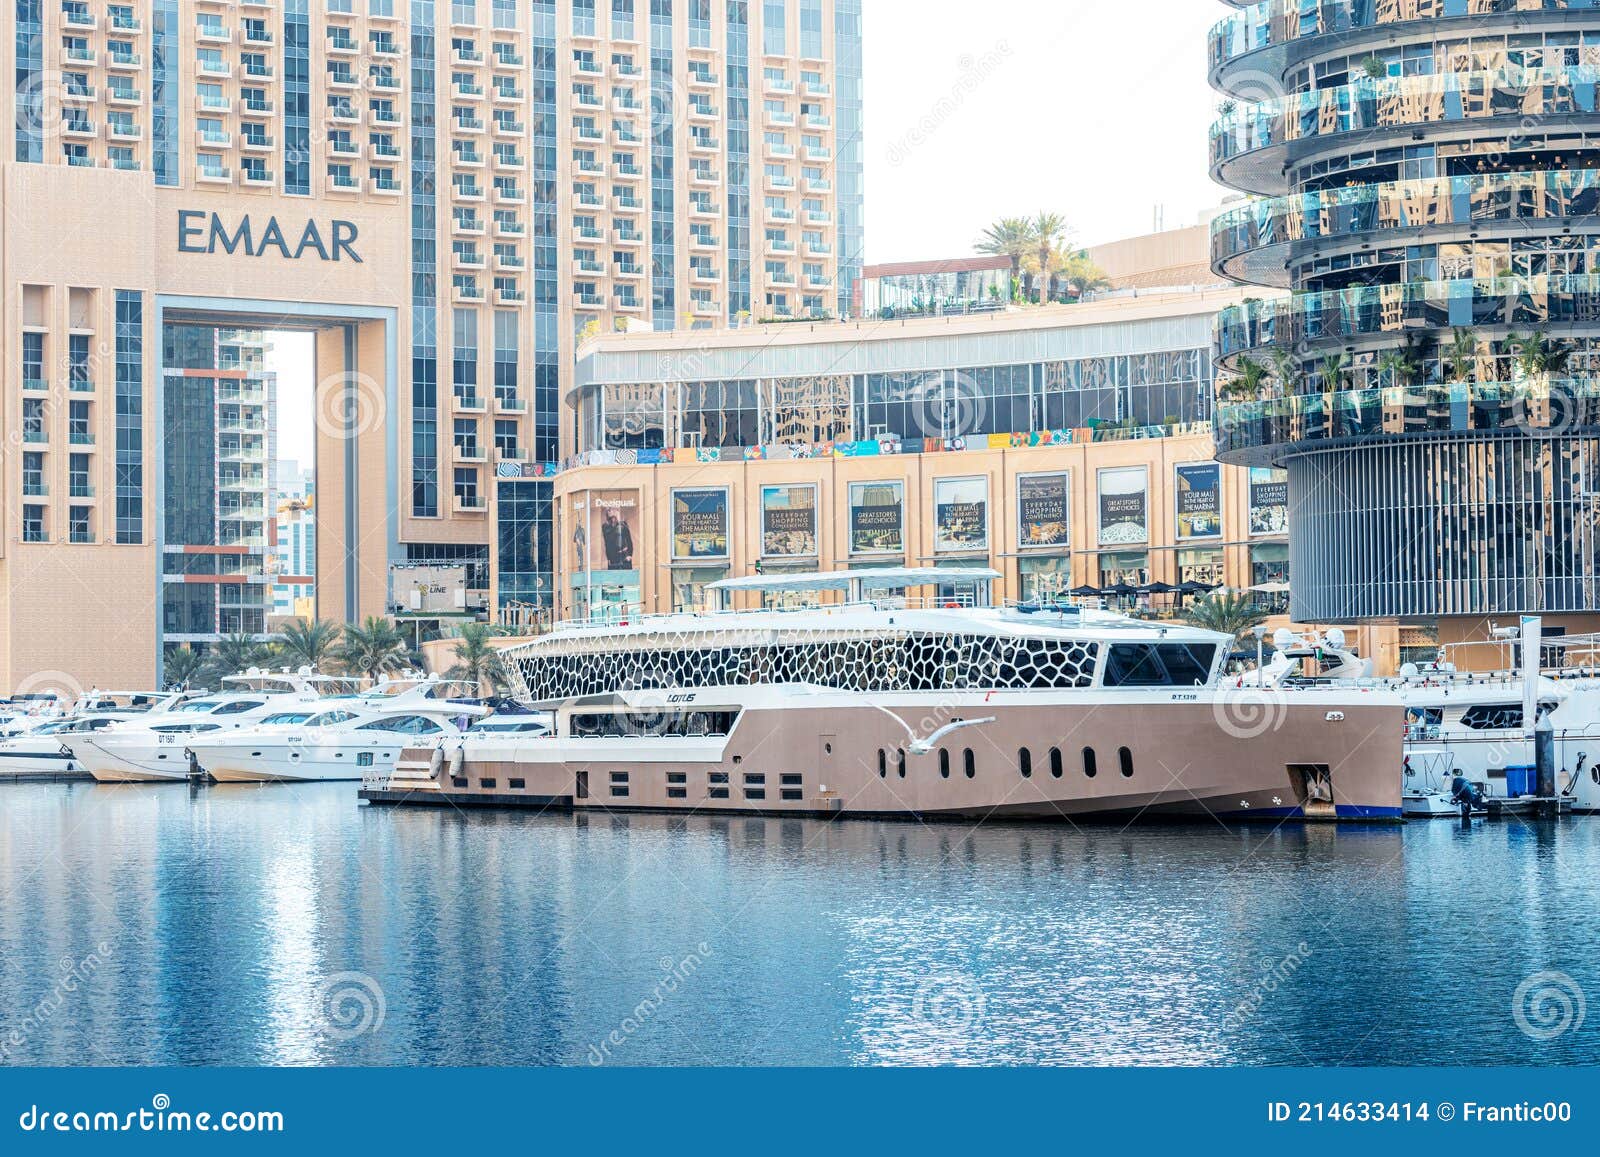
1049, 747, 1063, 779
1118, 746, 1134, 778
939, 750, 950, 779
1082, 747, 1097, 778
896, 748, 906, 779
878, 748, 886, 778
1019, 748, 1032, 778
963, 748, 975, 779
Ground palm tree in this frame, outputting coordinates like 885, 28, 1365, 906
212, 632, 267, 677
275, 619, 340, 670
1319, 352, 1350, 392
1030, 211, 1069, 302
1061, 250, 1111, 300
1447, 328, 1478, 384
1223, 355, 1271, 402
1183, 590, 1269, 643
162, 645, 212, 691
447, 623, 509, 694
336, 616, 410, 684
1268, 347, 1299, 399
976, 216, 1034, 299
1508, 328, 1571, 378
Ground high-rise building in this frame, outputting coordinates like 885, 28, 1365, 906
0, 0, 862, 687
1209, 1, 1600, 638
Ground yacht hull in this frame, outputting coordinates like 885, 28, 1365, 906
194, 741, 405, 783
67, 736, 193, 783
364, 693, 1404, 822
0, 748, 89, 779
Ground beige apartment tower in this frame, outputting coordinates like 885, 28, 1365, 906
0, 0, 863, 690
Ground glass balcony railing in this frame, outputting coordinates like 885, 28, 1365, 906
1210, 67, 1600, 190
1215, 379, 1600, 460
1218, 272, 1600, 363
1212, 167, 1600, 285
1209, 0, 1600, 78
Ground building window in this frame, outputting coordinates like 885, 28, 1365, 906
22, 397, 46, 442
68, 506, 93, 544
22, 505, 46, 543
22, 452, 46, 497
763, 0, 786, 55
21, 331, 44, 389
114, 290, 143, 543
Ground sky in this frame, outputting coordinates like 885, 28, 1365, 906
268, 2, 1228, 475
862, 0, 1227, 260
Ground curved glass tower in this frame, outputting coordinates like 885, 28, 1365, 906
1209, 1, 1600, 622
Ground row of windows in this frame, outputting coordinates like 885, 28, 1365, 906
601, 768, 803, 801
877, 745, 1137, 781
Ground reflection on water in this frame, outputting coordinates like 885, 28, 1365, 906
0, 782, 1597, 1066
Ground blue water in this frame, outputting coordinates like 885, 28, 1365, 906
1, 782, 1597, 1066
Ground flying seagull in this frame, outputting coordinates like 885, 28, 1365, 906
872, 707, 996, 755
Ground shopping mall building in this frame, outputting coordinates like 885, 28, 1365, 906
559, 286, 1296, 618
0, 0, 864, 688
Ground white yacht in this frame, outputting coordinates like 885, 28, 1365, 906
361, 569, 1405, 823
192, 676, 485, 783
67, 670, 327, 783
1256, 626, 1595, 816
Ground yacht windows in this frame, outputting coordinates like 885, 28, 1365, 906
150, 723, 222, 734
1082, 747, 1098, 778
878, 749, 887, 778
610, 770, 629, 797
780, 773, 803, 802
1018, 748, 1032, 778
1119, 746, 1134, 778
1101, 643, 1217, 688
1460, 703, 1552, 731
212, 700, 267, 715
896, 749, 906, 779
938, 750, 950, 779
1049, 747, 1063, 779
963, 749, 975, 779
261, 712, 315, 725
358, 715, 445, 734
305, 710, 358, 727
516, 633, 1100, 699
570, 709, 737, 737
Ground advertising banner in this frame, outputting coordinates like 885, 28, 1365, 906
1175, 462, 1222, 540
849, 481, 905, 554
760, 485, 818, 557
933, 477, 989, 552
1097, 466, 1148, 546
671, 487, 729, 559
1249, 467, 1289, 536
1017, 472, 1070, 549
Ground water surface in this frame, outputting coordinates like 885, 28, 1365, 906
1, 782, 1596, 1066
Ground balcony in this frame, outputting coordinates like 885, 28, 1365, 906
454, 443, 487, 464
241, 169, 275, 188
196, 166, 232, 185
239, 97, 275, 117
196, 129, 231, 149
692, 300, 720, 317
495, 286, 525, 304
61, 119, 96, 140
453, 493, 488, 513
453, 249, 485, 269
195, 59, 230, 79
452, 285, 483, 305
239, 132, 272, 152
105, 49, 142, 71
765, 142, 795, 160
371, 176, 402, 195
495, 395, 528, 415
613, 262, 645, 279
613, 294, 645, 312
453, 214, 485, 236
453, 392, 487, 413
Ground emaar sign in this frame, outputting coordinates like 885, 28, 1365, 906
177, 210, 362, 263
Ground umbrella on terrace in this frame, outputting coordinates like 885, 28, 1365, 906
1069, 584, 1102, 597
